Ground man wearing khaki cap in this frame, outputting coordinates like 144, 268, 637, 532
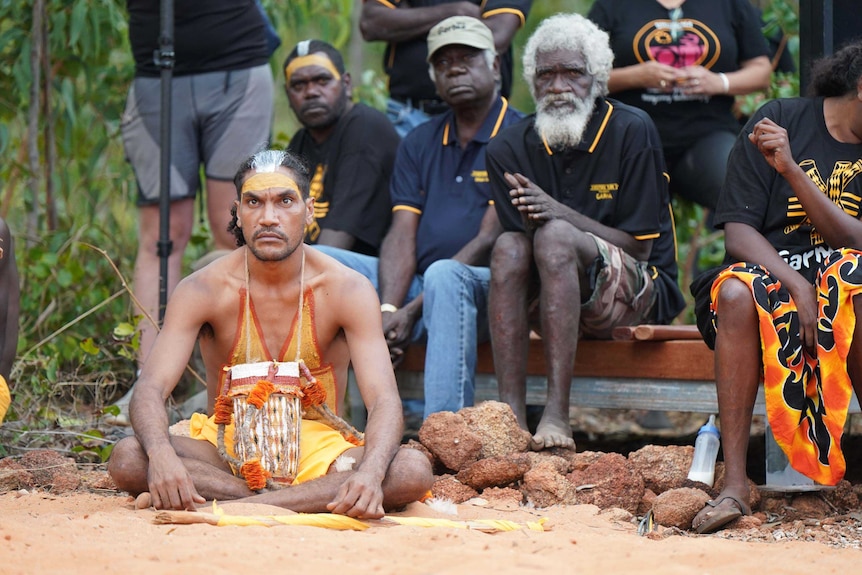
316, 16, 523, 420
360, 0, 531, 137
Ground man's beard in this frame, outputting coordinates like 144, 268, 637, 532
300, 89, 348, 130
245, 228, 300, 262
534, 90, 597, 149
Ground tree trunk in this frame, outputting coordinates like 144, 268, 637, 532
42, 5, 57, 231
26, 0, 45, 243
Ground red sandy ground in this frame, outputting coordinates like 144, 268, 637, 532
1, 489, 860, 575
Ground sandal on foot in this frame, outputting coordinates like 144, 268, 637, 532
693, 495, 751, 534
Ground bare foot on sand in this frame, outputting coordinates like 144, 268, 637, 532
531, 414, 575, 450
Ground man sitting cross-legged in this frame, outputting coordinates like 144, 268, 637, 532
486, 14, 685, 450
108, 149, 432, 516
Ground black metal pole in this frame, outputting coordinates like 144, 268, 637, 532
156, 0, 174, 325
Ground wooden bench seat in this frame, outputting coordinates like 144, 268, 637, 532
397, 325, 723, 412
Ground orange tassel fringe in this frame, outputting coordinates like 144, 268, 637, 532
240, 459, 271, 491
213, 395, 233, 425
301, 379, 327, 409
247, 379, 276, 409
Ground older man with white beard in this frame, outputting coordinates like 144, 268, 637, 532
486, 13, 685, 451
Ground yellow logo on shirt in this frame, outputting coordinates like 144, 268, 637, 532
306, 163, 327, 242
472, 170, 489, 183
590, 182, 618, 200
785, 158, 862, 245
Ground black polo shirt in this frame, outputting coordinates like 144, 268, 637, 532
373, 0, 532, 103
486, 98, 685, 324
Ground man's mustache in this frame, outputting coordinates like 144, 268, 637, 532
537, 93, 584, 112
252, 228, 289, 241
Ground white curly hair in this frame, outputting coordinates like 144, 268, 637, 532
522, 13, 614, 100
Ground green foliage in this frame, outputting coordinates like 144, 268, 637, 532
736, 0, 801, 117
11, 225, 138, 421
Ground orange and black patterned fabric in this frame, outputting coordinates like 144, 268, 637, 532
709, 249, 862, 485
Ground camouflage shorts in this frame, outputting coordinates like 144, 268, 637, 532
580, 233, 656, 338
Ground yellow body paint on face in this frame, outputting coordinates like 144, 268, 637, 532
285, 54, 341, 84
241, 172, 300, 195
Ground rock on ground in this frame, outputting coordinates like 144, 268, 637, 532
628, 444, 692, 494
651, 487, 711, 530
418, 412, 483, 472
459, 401, 531, 458
568, 452, 644, 514
456, 454, 530, 491
430, 474, 479, 503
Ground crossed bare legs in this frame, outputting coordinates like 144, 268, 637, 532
108, 434, 433, 517
490, 221, 596, 450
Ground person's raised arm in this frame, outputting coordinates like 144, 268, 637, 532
751, 117, 862, 249
483, 11, 523, 53
326, 274, 402, 518
128, 276, 208, 510
359, 0, 480, 43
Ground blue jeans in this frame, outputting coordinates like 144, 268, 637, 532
313, 246, 490, 418
385, 98, 432, 139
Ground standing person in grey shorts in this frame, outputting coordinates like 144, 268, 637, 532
112, 0, 275, 425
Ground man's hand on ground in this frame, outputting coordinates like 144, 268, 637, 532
326, 470, 385, 519
146, 448, 206, 511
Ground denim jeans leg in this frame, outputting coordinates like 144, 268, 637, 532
421, 259, 490, 417
311, 245, 381, 288
385, 98, 432, 139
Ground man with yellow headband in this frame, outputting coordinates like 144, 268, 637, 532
108, 149, 433, 515
284, 40, 399, 256
0, 217, 19, 424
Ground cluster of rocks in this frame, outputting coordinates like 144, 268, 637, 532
407, 401, 862, 531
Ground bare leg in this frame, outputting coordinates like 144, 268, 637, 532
108, 435, 251, 501
206, 178, 239, 251
692, 278, 760, 532
108, 436, 432, 516
132, 201, 195, 368
530, 221, 596, 450
241, 447, 433, 515
489, 232, 533, 429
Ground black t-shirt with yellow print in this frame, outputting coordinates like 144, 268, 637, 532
716, 97, 862, 283
288, 103, 400, 256
487, 98, 685, 325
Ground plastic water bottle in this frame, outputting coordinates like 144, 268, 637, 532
688, 414, 720, 486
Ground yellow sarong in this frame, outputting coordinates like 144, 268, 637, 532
189, 413, 356, 484
0, 374, 9, 424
